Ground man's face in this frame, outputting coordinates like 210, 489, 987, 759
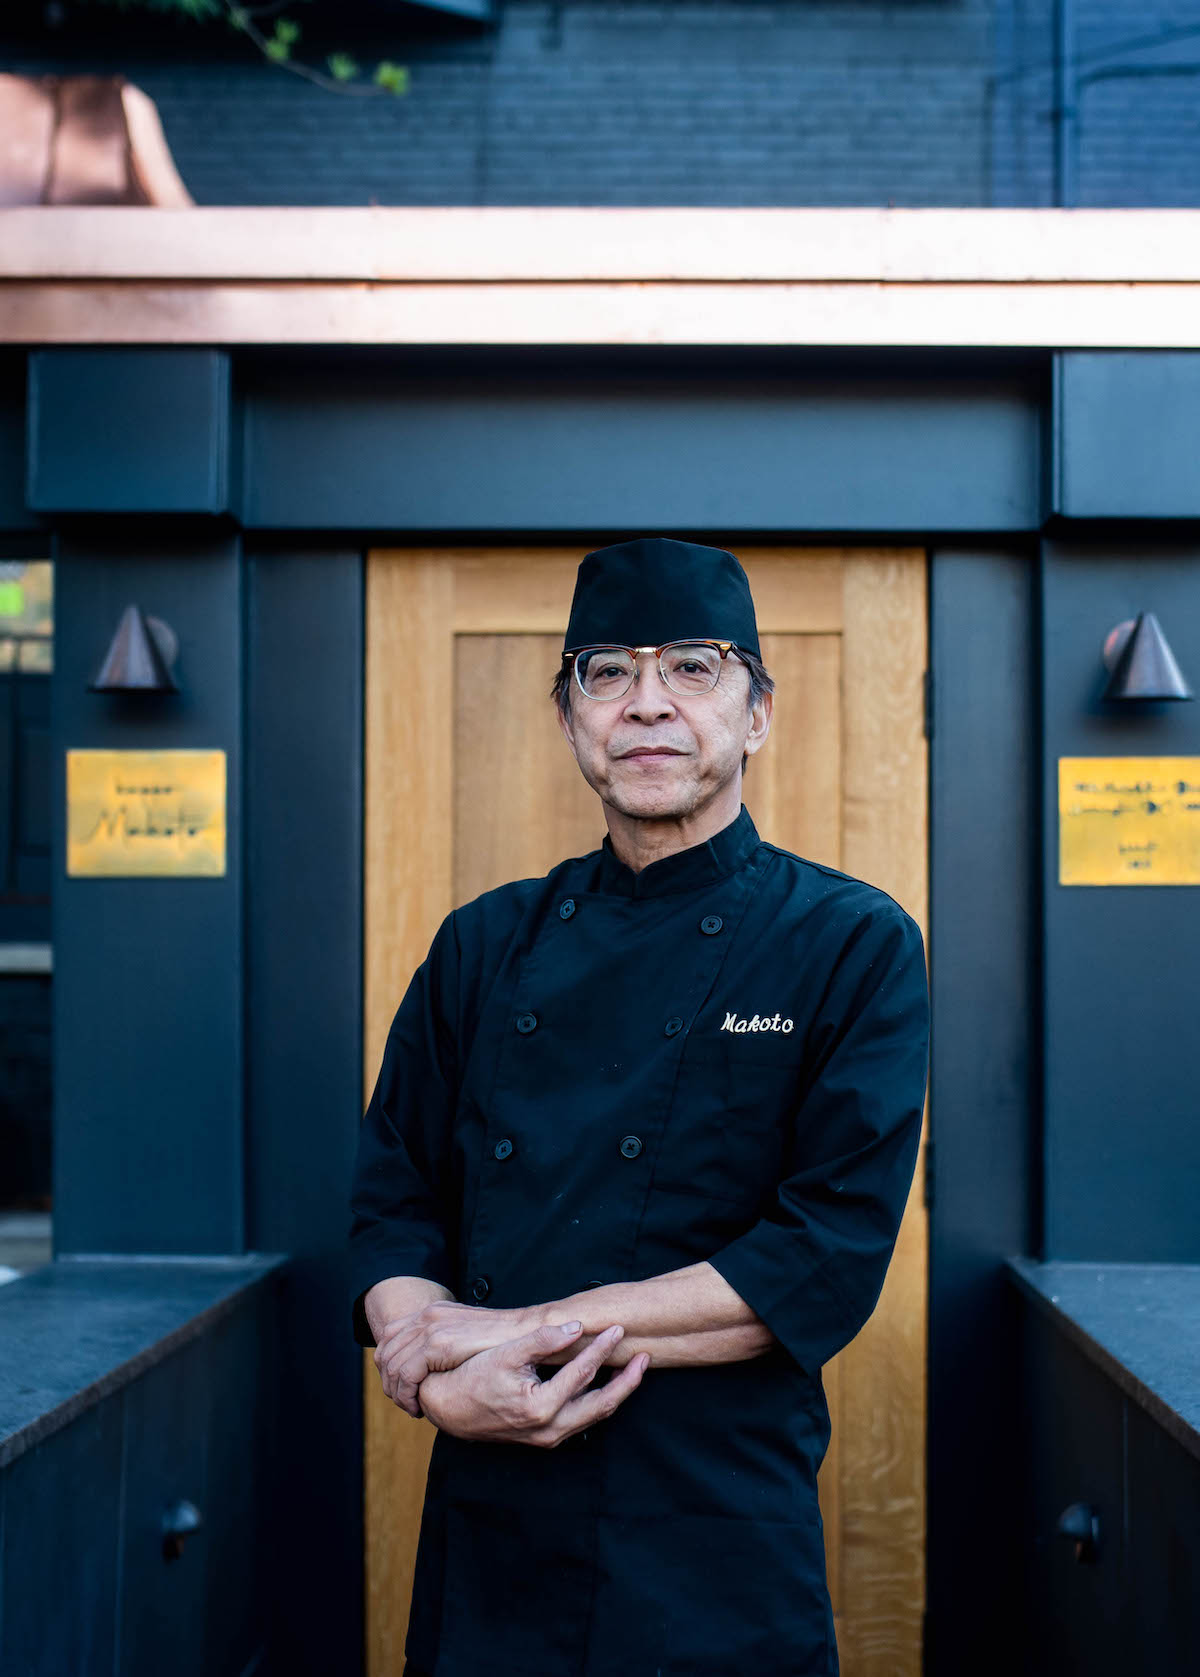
556, 647, 772, 822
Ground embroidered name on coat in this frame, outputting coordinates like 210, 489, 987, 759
721, 1011, 794, 1034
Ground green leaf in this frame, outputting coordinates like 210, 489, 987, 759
264, 36, 291, 62
226, 5, 249, 29
373, 60, 410, 95
274, 17, 301, 45
326, 51, 360, 82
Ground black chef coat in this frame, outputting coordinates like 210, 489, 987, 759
348, 804, 930, 1677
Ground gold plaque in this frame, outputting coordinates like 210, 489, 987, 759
1059, 756, 1200, 885
67, 749, 226, 877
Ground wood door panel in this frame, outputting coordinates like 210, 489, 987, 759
364, 546, 928, 1677
454, 632, 602, 903
744, 630, 842, 871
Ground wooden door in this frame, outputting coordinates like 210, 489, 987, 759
363, 546, 929, 1677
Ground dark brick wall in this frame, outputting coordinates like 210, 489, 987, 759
6, 0, 1200, 209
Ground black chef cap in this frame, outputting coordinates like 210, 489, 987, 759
563, 537, 760, 658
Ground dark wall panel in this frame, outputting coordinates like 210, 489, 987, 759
1041, 537, 1200, 1259
0, 1397, 123, 1675
0, 357, 37, 535
1124, 1401, 1200, 1671
1017, 1300, 1131, 1675
244, 548, 364, 1677
27, 351, 231, 516
926, 547, 1038, 1677
52, 531, 244, 1254
117, 1333, 212, 1677
242, 358, 1043, 534
1053, 353, 1200, 519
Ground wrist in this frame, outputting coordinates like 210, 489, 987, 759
520, 1299, 554, 1333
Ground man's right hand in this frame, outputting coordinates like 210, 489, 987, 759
415, 1320, 649, 1448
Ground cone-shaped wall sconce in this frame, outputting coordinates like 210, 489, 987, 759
1101, 611, 1193, 702
88, 604, 180, 694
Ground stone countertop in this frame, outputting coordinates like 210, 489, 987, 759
1007, 1257, 1200, 1463
0, 1254, 287, 1469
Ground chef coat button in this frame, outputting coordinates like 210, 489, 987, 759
664, 1017, 684, 1037
515, 1012, 538, 1034
470, 1276, 490, 1301
559, 898, 576, 920
619, 1135, 643, 1159
700, 915, 723, 935
494, 1138, 513, 1160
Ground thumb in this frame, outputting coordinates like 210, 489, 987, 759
505, 1319, 582, 1364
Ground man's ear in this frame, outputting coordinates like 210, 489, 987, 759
744, 689, 773, 761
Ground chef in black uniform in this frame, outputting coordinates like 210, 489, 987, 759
348, 536, 930, 1677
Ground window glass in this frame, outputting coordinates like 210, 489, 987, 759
0, 560, 53, 673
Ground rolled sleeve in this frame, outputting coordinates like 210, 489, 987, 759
348, 911, 462, 1348
708, 904, 930, 1378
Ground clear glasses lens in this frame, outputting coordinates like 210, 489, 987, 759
573, 642, 724, 699
575, 647, 638, 699
660, 642, 723, 693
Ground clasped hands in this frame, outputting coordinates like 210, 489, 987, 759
372, 1300, 649, 1449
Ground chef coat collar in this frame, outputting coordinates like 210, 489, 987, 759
594, 803, 761, 899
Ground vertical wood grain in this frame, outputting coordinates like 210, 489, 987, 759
745, 631, 842, 872
836, 550, 929, 1677
363, 551, 454, 1677
453, 632, 603, 902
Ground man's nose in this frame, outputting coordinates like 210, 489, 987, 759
623, 656, 676, 719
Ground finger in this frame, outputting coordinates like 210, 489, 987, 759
377, 1358, 423, 1417
502, 1318, 583, 1367
374, 1316, 426, 1369
375, 1300, 473, 1367
389, 1352, 431, 1410
542, 1351, 650, 1444
539, 1325, 624, 1409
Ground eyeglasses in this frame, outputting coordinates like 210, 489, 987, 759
563, 640, 744, 701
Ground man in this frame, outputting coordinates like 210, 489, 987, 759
348, 536, 930, 1677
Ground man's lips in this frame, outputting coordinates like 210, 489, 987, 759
618, 747, 685, 759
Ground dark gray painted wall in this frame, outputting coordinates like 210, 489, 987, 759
244, 548, 365, 1677
240, 350, 1045, 534
27, 352, 231, 517
1053, 353, 1200, 520
51, 531, 245, 1255
1041, 536, 1200, 1260
44, 534, 366, 1672
0, 360, 36, 538
927, 545, 1039, 1676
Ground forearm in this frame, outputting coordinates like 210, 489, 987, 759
531, 1261, 776, 1368
363, 1275, 455, 1345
